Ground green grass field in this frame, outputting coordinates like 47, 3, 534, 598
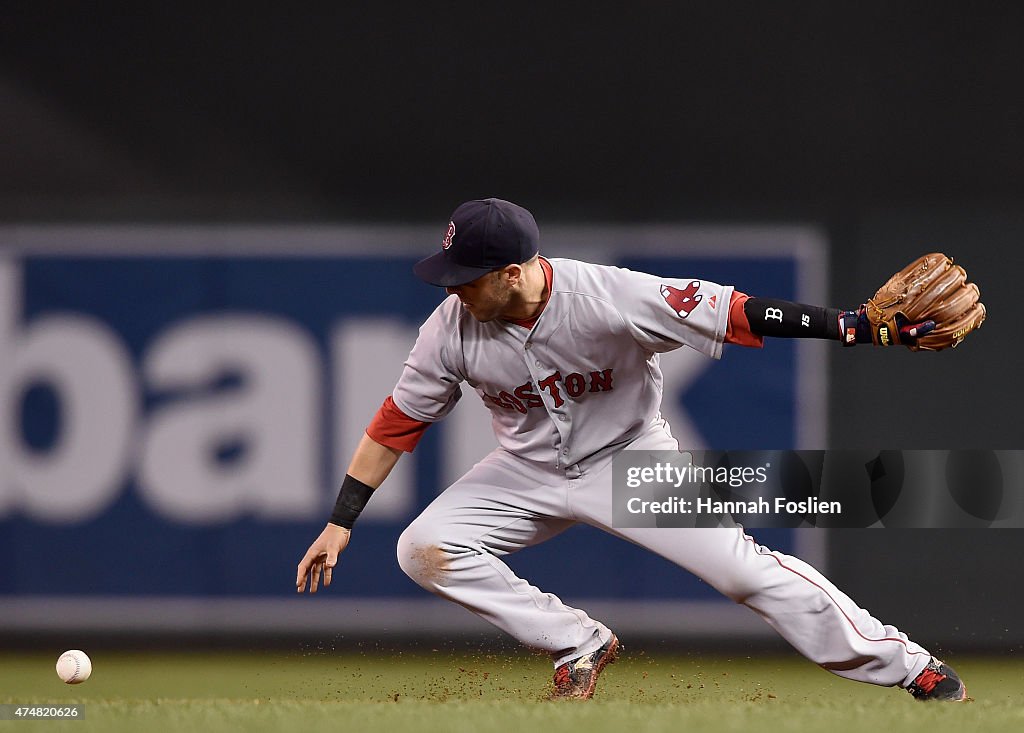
1, 649, 1021, 732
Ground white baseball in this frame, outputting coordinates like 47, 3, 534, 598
56, 650, 92, 684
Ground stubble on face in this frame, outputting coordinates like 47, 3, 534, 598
450, 271, 512, 323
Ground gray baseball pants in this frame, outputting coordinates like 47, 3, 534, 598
396, 419, 931, 687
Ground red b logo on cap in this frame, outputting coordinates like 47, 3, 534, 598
442, 221, 455, 250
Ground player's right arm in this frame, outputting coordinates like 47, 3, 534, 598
296, 299, 464, 594
296, 433, 403, 594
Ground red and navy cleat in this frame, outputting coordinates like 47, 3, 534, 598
550, 634, 620, 700
906, 658, 967, 701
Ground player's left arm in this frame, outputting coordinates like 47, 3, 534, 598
736, 253, 985, 350
735, 294, 933, 347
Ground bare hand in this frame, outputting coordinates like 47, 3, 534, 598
296, 523, 351, 593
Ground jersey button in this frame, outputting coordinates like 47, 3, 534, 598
558, 415, 567, 422
535, 361, 542, 367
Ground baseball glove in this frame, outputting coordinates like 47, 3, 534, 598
863, 252, 985, 351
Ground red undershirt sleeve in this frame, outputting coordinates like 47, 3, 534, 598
725, 291, 765, 348
365, 396, 432, 452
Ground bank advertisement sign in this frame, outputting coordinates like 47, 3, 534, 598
0, 225, 825, 635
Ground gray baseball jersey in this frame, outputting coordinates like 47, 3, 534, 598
392, 257, 733, 468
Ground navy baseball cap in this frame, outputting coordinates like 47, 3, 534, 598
413, 198, 540, 287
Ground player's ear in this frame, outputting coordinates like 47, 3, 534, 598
504, 264, 525, 286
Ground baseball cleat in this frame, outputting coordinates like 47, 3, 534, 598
906, 657, 967, 701
549, 634, 620, 700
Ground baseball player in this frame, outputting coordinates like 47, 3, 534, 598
296, 198, 983, 701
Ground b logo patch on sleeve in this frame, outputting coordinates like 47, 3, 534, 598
660, 281, 703, 319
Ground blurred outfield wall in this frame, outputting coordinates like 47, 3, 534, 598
0, 224, 827, 640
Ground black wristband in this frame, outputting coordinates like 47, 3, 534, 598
329, 474, 375, 529
837, 308, 866, 346
743, 297, 842, 341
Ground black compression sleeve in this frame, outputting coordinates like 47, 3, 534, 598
743, 298, 842, 340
